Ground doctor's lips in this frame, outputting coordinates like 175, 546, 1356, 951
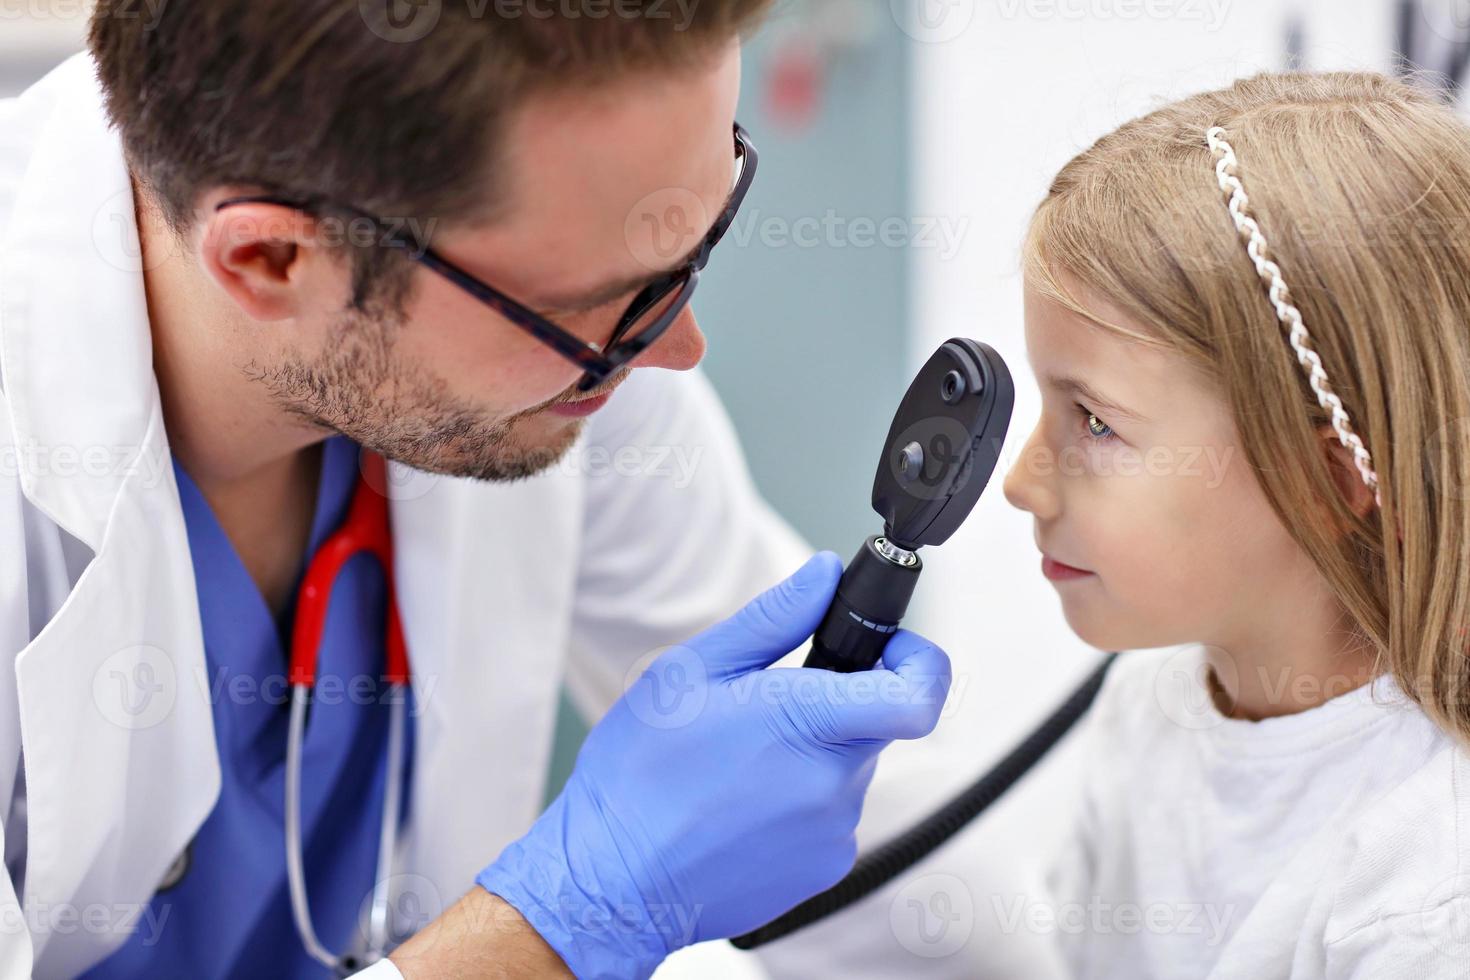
548, 378, 624, 418
1040, 553, 1095, 581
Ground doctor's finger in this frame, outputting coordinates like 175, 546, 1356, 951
882, 628, 954, 697
821, 637, 952, 742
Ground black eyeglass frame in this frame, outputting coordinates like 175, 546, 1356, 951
215, 122, 757, 392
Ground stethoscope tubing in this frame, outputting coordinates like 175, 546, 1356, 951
284, 451, 410, 974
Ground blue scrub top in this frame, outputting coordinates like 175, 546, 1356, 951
87, 436, 414, 978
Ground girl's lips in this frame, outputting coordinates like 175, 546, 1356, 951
1041, 555, 1095, 581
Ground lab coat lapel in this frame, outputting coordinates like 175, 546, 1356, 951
0, 54, 220, 976
389, 460, 585, 907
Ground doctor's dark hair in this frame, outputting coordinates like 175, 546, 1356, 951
86, 0, 771, 315
1023, 71, 1470, 746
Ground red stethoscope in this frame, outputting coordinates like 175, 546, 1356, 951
284, 450, 410, 975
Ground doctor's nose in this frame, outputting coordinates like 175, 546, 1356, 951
628, 306, 706, 373
1002, 424, 1061, 521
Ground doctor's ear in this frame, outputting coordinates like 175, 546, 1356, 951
195, 192, 353, 322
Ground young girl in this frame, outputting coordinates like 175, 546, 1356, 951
1000, 71, 1469, 976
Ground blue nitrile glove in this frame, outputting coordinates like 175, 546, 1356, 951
475, 552, 952, 979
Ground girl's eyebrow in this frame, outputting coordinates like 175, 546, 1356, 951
1044, 374, 1150, 423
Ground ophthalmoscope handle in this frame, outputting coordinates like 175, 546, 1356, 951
802, 536, 923, 673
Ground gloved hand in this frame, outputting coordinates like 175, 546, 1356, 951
475, 552, 952, 979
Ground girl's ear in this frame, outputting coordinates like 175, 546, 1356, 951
1317, 424, 1380, 526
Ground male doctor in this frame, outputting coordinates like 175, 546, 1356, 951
0, 1, 953, 977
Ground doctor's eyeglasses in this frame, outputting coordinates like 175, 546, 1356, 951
215, 122, 757, 393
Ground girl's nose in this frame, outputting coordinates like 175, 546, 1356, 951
1003, 425, 1061, 521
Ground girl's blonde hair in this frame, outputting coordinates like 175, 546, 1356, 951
1024, 71, 1470, 743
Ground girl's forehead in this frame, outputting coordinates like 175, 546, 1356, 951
1022, 279, 1224, 428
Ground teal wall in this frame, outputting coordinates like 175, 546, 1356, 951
697, 21, 913, 556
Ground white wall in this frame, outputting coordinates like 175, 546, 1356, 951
0, 3, 90, 96
908, 0, 1400, 726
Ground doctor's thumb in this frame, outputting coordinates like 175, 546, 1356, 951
686, 551, 843, 678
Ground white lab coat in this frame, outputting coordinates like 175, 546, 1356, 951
0, 53, 814, 978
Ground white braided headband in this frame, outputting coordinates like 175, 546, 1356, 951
1205, 125, 1382, 510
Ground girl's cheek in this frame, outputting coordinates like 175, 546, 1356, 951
1067, 442, 1143, 484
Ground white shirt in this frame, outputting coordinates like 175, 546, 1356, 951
1040, 644, 1470, 979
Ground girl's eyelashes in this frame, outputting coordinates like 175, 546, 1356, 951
1076, 403, 1117, 442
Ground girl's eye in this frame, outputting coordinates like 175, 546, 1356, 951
1076, 404, 1116, 442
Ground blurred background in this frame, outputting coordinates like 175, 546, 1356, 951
3, 0, 1461, 975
